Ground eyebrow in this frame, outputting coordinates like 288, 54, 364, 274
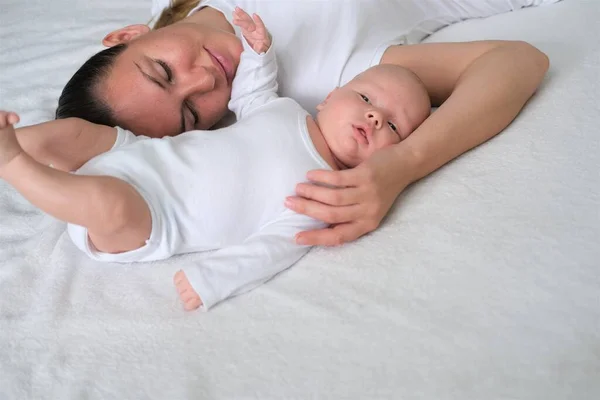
134, 61, 187, 133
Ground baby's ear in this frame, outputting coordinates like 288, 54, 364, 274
102, 24, 151, 47
316, 88, 338, 111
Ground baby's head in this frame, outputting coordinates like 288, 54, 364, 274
316, 64, 431, 168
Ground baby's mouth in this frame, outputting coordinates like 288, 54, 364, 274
353, 125, 369, 144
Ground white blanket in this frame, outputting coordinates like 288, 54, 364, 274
1, 0, 599, 399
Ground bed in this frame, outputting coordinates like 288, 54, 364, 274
1, 0, 598, 398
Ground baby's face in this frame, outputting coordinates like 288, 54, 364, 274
316, 65, 430, 168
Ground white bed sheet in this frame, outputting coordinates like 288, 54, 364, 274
1, 0, 599, 399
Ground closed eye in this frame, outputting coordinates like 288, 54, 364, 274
180, 101, 199, 132
155, 59, 173, 83
186, 101, 199, 127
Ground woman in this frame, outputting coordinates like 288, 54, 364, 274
55, 0, 554, 246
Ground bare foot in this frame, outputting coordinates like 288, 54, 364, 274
174, 270, 203, 311
0, 111, 23, 174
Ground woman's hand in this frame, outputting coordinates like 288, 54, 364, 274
285, 145, 412, 246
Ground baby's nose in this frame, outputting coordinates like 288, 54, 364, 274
366, 110, 383, 128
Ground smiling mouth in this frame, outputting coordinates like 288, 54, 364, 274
206, 49, 227, 82
206, 48, 233, 84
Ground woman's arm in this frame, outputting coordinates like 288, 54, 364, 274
286, 40, 549, 246
381, 40, 549, 181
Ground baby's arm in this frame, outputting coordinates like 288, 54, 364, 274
0, 111, 150, 254
228, 8, 279, 120
174, 210, 327, 310
16, 117, 117, 171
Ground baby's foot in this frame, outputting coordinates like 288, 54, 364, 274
174, 270, 203, 311
0, 111, 23, 174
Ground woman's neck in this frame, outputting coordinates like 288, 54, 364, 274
305, 116, 344, 171
185, 5, 235, 34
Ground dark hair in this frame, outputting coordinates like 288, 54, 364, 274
55, 44, 128, 125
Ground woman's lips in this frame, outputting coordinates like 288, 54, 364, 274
207, 48, 234, 84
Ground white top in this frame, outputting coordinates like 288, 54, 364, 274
67, 38, 330, 310
151, 0, 539, 113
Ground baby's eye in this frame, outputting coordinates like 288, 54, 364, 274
388, 121, 398, 133
360, 94, 370, 103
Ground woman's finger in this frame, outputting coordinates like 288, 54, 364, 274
306, 168, 365, 188
294, 182, 360, 206
285, 197, 362, 224
295, 223, 364, 247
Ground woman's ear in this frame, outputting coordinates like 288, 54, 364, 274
316, 89, 337, 111
102, 24, 151, 47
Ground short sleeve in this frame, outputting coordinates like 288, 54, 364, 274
111, 127, 152, 150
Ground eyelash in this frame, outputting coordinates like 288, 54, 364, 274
156, 59, 173, 83
154, 59, 199, 128
360, 93, 400, 137
184, 100, 199, 128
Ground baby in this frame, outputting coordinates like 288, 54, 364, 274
0, 8, 430, 311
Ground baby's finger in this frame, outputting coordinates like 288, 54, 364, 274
252, 13, 267, 34
0, 111, 19, 127
234, 19, 256, 32
234, 7, 254, 25
9, 113, 21, 125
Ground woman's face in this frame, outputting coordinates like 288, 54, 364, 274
99, 22, 243, 137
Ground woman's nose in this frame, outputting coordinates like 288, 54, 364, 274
365, 109, 383, 129
179, 66, 216, 96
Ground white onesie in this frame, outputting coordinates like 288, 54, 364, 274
68, 38, 330, 309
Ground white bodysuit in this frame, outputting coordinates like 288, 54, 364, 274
68, 39, 330, 309
152, 0, 560, 114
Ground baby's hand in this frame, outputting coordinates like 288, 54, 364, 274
232, 7, 271, 54
0, 110, 23, 173
0, 111, 19, 128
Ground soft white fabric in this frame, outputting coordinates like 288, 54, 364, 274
152, 0, 562, 114
2, 0, 599, 399
68, 40, 329, 309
